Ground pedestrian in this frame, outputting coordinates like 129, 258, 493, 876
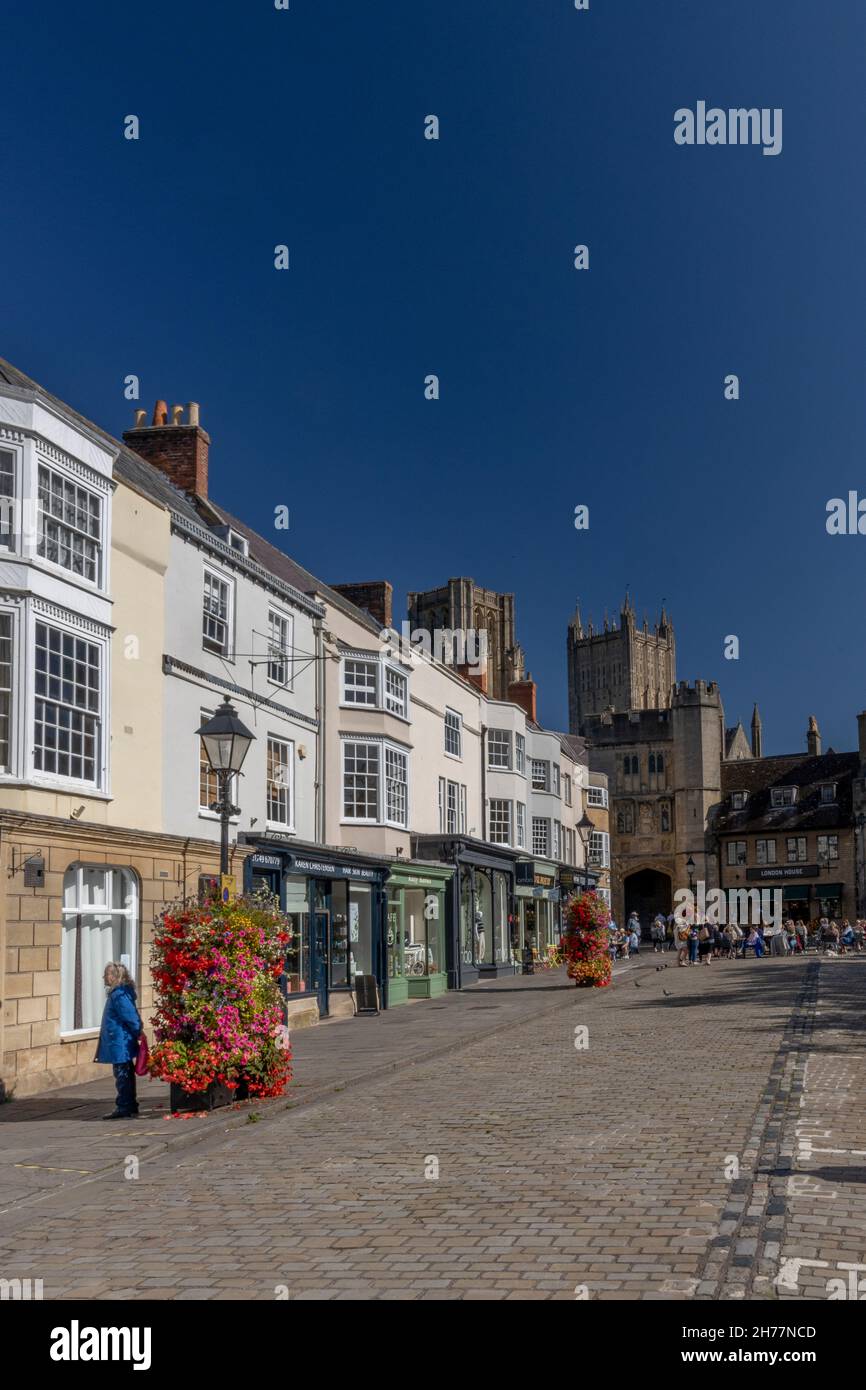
744, 926, 764, 958
697, 921, 713, 965
95, 962, 143, 1120
769, 921, 788, 957
841, 920, 855, 953
723, 922, 739, 958
651, 915, 665, 953
676, 917, 691, 966
628, 923, 640, 956
688, 923, 699, 965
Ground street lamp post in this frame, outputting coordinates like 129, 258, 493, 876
686, 854, 696, 921
197, 698, 256, 879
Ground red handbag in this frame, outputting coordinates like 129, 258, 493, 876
134, 1033, 150, 1077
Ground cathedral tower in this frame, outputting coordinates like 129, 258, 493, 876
567, 595, 676, 733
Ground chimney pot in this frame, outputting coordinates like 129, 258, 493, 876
171, 404, 183, 425
187, 402, 200, 427
152, 400, 168, 427
134, 408, 147, 427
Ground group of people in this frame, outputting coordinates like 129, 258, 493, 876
638, 911, 866, 965
605, 913, 642, 961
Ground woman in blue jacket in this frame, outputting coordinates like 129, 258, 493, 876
95, 962, 143, 1119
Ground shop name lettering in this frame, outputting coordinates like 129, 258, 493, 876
674, 102, 782, 156
380, 623, 487, 674
50, 1321, 151, 1371
674, 880, 783, 927
293, 859, 376, 879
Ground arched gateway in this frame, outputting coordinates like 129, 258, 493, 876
623, 867, 672, 933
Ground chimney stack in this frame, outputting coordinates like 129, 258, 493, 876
123, 400, 209, 499
330, 580, 393, 632
807, 715, 821, 758
508, 675, 538, 724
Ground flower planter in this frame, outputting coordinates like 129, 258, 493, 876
170, 1078, 249, 1113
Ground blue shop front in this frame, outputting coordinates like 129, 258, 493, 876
241, 837, 391, 1025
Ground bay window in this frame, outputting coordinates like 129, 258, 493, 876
38, 463, 102, 584
342, 738, 409, 827
34, 621, 100, 784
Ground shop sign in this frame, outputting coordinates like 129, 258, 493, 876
250, 853, 282, 869
290, 855, 380, 882
746, 865, 819, 882
516, 861, 557, 889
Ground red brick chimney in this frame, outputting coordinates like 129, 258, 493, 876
330, 581, 393, 631
508, 675, 538, 723
123, 401, 209, 499
459, 666, 489, 695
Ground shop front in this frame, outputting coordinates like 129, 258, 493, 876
412, 834, 518, 988
748, 865, 849, 927
242, 838, 390, 1024
385, 862, 452, 1004
515, 860, 561, 964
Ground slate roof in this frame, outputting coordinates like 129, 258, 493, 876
716, 751, 859, 833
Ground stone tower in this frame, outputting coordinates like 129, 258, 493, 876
406, 578, 525, 701
567, 594, 676, 733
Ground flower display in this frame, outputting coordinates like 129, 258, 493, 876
148, 892, 293, 1098
562, 891, 612, 988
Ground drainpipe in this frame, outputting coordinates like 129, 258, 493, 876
480, 723, 487, 843
314, 619, 325, 844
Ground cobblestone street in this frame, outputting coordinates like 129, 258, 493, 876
2, 955, 866, 1301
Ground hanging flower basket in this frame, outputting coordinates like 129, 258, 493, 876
562, 891, 612, 988
149, 892, 293, 1110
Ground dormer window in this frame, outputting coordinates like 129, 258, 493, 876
731, 790, 747, 810
228, 529, 248, 556
770, 787, 797, 808
820, 783, 836, 804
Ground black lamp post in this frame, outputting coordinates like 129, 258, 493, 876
686, 854, 696, 918
197, 698, 255, 877
577, 812, 595, 883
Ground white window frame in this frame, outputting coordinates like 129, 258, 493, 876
266, 735, 295, 830
202, 564, 234, 658
589, 830, 610, 868
31, 614, 106, 791
771, 787, 797, 808
384, 665, 408, 719
516, 801, 526, 849
267, 608, 294, 688
552, 765, 561, 797
489, 798, 512, 846
60, 864, 139, 1037
531, 759, 550, 793
341, 737, 410, 828
515, 733, 526, 775
444, 707, 463, 760
563, 773, 572, 807
342, 657, 379, 706
586, 785, 608, 809
0, 606, 14, 775
446, 779, 459, 834
731, 790, 747, 810
37, 460, 103, 587
487, 728, 512, 770
532, 816, 550, 858
459, 783, 467, 834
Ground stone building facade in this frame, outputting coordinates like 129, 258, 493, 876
714, 718, 861, 926
567, 595, 675, 731
578, 681, 727, 928
407, 578, 525, 701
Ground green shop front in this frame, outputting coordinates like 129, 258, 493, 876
385, 861, 452, 1004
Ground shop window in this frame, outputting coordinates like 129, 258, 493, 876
61, 865, 137, 1034
387, 886, 443, 980
283, 876, 311, 994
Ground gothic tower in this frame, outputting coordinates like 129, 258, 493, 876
567, 595, 676, 733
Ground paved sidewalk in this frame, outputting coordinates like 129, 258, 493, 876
0, 962, 636, 1215
6, 951, 859, 1301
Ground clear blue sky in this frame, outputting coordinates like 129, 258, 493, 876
4, 1, 865, 753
